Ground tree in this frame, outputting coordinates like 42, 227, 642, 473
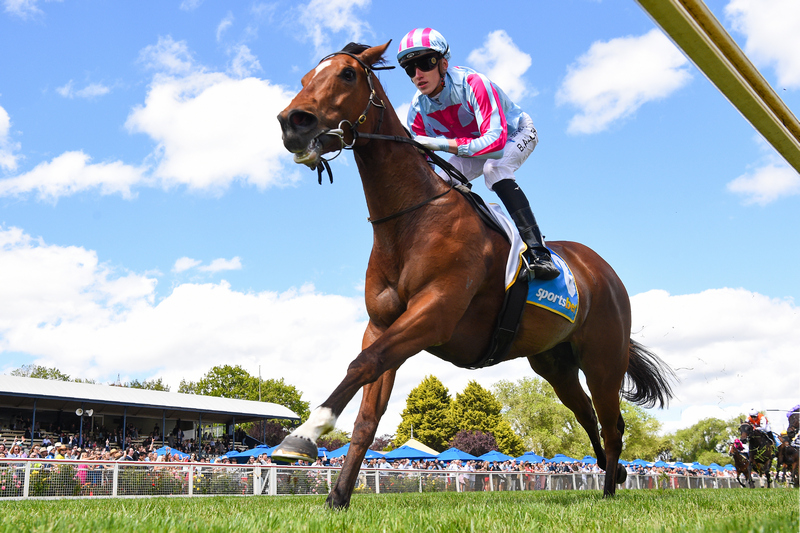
492, 377, 592, 458
126, 377, 170, 391
448, 380, 525, 457
395, 375, 454, 451
370, 434, 394, 452
665, 417, 741, 463
11, 364, 71, 381
448, 430, 498, 456
619, 401, 668, 461
318, 428, 351, 453
179, 365, 310, 422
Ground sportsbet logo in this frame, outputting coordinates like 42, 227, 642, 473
535, 287, 578, 314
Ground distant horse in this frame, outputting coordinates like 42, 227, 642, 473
739, 423, 774, 488
274, 42, 675, 508
776, 437, 799, 487
788, 409, 799, 441
728, 442, 749, 488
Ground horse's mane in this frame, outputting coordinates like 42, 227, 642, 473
341, 42, 389, 68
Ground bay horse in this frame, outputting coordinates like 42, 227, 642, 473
274, 42, 675, 508
728, 442, 750, 488
776, 437, 799, 487
739, 423, 774, 488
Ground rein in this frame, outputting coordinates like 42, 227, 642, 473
308, 50, 471, 225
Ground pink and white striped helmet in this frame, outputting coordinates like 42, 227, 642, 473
397, 28, 450, 65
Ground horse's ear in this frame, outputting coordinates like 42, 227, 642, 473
362, 41, 392, 68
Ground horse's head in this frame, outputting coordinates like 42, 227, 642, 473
277, 42, 393, 170
739, 423, 753, 442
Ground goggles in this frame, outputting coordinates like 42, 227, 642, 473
401, 54, 441, 77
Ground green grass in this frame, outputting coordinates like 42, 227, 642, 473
1, 489, 797, 532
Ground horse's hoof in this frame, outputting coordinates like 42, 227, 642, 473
615, 464, 627, 484
272, 435, 318, 463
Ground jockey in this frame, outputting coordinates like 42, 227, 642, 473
748, 408, 778, 447
732, 438, 745, 452
397, 28, 559, 281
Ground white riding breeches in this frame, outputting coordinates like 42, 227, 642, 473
438, 112, 538, 191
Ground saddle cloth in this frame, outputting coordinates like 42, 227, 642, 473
485, 204, 579, 323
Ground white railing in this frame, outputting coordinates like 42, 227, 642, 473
0, 458, 771, 500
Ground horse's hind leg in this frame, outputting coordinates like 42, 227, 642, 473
327, 369, 396, 509
527, 344, 606, 470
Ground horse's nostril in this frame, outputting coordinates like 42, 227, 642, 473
287, 110, 317, 132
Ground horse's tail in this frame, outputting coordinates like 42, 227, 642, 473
621, 339, 677, 409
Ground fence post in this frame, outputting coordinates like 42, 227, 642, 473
269, 466, 277, 496
375, 471, 380, 494
189, 465, 194, 496
111, 462, 119, 497
23, 461, 31, 499
488, 472, 494, 492
419, 473, 422, 493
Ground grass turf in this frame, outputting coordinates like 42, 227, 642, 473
1, 488, 797, 532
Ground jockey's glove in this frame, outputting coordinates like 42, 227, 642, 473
414, 136, 450, 152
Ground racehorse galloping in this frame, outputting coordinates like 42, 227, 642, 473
728, 442, 750, 488
275, 42, 675, 508
776, 437, 799, 487
739, 423, 774, 488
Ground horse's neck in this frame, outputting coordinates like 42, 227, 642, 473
353, 113, 449, 229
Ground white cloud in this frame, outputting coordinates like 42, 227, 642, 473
466, 30, 534, 102
216, 12, 234, 42
0, 104, 21, 172
3, 0, 42, 18
295, 0, 372, 56
56, 80, 111, 99
126, 36, 299, 192
137, 36, 196, 76
228, 45, 262, 78
630, 288, 798, 433
199, 257, 242, 273
173, 257, 202, 273
725, 0, 800, 88
0, 227, 367, 421
0, 151, 146, 201
2, 227, 796, 438
727, 161, 800, 205
179, 0, 203, 12
556, 29, 692, 134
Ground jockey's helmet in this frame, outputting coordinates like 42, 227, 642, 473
749, 408, 758, 417
397, 28, 450, 68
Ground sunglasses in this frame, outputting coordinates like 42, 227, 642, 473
402, 54, 440, 77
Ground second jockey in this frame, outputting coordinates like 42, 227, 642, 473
397, 27, 559, 281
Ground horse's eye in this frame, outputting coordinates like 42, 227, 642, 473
342, 67, 356, 82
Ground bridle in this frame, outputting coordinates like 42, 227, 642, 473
306, 49, 471, 225
306, 51, 395, 185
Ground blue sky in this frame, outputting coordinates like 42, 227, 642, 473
1, 0, 798, 440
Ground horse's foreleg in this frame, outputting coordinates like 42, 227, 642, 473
327, 369, 396, 509
275, 292, 467, 463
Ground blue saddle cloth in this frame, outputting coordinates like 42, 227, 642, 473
525, 251, 579, 323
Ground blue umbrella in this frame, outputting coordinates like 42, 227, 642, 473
477, 450, 515, 462
708, 463, 723, 471
546, 453, 579, 463
155, 446, 190, 459
653, 460, 669, 467
672, 462, 689, 469
325, 443, 384, 460
691, 461, 708, 470
630, 459, 653, 467
516, 451, 545, 463
383, 445, 438, 461
723, 464, 736, 471
581, 455, 597, 464
437, 447, 479, 462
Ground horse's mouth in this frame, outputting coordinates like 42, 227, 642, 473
292, 138, 323, 169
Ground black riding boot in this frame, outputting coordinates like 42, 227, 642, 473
493, 179, 559, 281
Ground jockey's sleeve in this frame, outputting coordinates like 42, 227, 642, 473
455, 72, 507, 159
